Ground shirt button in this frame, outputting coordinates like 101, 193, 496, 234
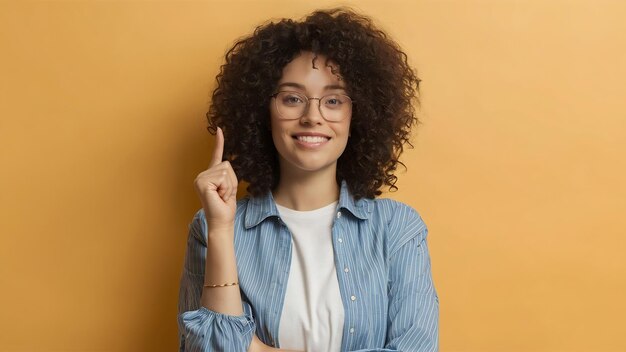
350, 295, 357, 301
349, 327, 355, 334
336, 211, 342, 218
338, 238, 343, 243
344, 267, 350, 273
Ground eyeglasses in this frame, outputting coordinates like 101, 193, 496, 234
271, 91, 353, 122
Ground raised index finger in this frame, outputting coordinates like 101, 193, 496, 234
209, 127, 224, 168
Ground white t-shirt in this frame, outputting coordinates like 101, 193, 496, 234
276, 201, 345, 352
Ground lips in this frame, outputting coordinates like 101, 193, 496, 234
295, 135, 329, 143
292, 133, 331, 148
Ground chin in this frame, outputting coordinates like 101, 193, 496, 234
281, 156, 337, 174
293, 161, 334, 173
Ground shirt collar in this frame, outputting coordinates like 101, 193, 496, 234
244, 180, 371, 229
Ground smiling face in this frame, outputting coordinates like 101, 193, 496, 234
270, 51, 352, 177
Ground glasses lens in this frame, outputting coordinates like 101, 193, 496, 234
276, 92, 307, 120
320, 94, 352, 121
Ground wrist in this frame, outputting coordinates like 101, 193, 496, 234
206, 223, 235, 240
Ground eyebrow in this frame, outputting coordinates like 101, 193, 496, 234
276, 82, 347, 91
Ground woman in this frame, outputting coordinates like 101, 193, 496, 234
178, 8, 438, 352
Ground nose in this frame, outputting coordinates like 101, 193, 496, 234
300, 98, 324, 124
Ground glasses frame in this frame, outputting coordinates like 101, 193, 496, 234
270, 90, 354, 122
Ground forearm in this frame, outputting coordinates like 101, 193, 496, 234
198, 227, 302, 352
200, 226, 243, 316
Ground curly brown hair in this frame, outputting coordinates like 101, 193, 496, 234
207, 8, 420, 199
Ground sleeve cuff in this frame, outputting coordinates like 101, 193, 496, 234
182, 306, 255, 335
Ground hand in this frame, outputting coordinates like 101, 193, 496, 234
249, 335, 305, 352
193, 127, 238, 231
249, 335, 265, 352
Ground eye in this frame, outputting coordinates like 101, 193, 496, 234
279, 92, 306, 106
323, 95, 347, 108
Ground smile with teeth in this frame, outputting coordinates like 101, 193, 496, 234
295, 135, 330, 143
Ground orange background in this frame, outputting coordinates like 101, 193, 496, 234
1, 1, 625, 351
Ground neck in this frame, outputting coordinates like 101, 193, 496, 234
273, 165, 340, 211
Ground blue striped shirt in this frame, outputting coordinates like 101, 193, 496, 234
178, 181, 439, 351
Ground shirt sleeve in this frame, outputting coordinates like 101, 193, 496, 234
363, 204, 439, 352
177, 210, 256, 352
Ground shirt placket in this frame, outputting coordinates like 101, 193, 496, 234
332, 208, 360, 351
269, 216, 294, 348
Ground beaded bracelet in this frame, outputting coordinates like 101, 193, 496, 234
203, 282, 239, 288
